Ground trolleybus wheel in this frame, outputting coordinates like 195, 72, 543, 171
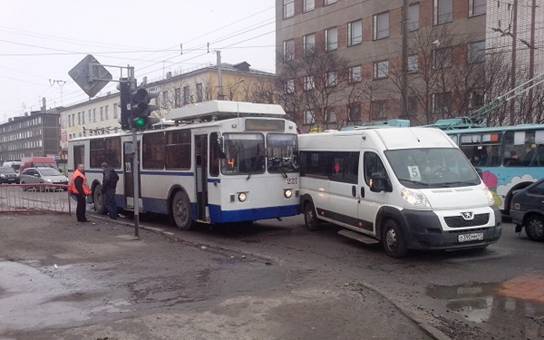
382, 219, 408, 258
171, 191, 194, 230
93, 184, 105, 215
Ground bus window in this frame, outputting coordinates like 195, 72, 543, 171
90, 137, 121, 169
73, 145, 84, 170
504, 130, 544, 167
143, 132, 166, 169
165, 130, 191, 170
209, 132, 220, 177
221, 133, 265, 175
459, 133, 501, 167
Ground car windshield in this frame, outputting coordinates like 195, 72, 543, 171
385, 148, 480, 189
267, 134, 298, 173
38, 168, 61, 176
0, 167, 16, 174
221, 133, 265, 175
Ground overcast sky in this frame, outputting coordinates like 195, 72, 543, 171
0, 0, 275, 122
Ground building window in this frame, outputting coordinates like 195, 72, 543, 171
92, 109, 96, 122
432, 47, 452, 69
285, 79, 296, 94
371, 100, 386, 120
373, 60, 389, 79
283, 39, 295, 62
408, 55, 419, 73
304, 75, 315, 91
469, 0, 486, 17
434, 0, 453, 25
468, 40, 486, 64
283, 0, 295, 19
324, 0, 337, 5
304, 110, 315, 125
470, 91, 484, 109
327, 71, 337, 87
104, 105, 109, 120
373, 12, 390, 40
408, 3, 420, 31
304, 33, 316, 55
349, 65, 362, 83
77, 112, 81, 125
304, 0, 315, 12
196, 83, 204, 102
348, 103, 362, 122
113, 103, 118, 119
325, 27, 338, 51
183, 86, 191, 105
432, 92, 452, 115
326, 110, 337, 123
100, 107, 104, 121
174, 88, 181, 107
408, 96, 418, 115
82, 111, 86, 124
348, 20, 363, 46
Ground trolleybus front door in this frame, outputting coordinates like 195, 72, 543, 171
123, 141, 141, 210
195, 134, 209, 221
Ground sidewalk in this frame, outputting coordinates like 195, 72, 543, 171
0, 214, 431, 340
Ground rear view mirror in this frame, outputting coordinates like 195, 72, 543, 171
370, 173, 387, 193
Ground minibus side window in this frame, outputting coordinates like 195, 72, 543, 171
329, 152, 359, 184
364, 152, 389, 187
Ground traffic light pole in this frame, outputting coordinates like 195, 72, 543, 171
127, 66, 140, 239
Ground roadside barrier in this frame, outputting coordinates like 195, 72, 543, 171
0, 184, 71, 214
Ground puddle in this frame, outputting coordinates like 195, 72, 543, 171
427, 277, 544, 337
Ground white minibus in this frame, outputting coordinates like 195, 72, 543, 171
298, 127, 502, 257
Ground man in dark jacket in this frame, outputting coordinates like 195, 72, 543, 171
101, 162, 119, 219
69, 164, 91, 222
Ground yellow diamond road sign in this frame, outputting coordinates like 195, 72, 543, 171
68, 54, 112, 98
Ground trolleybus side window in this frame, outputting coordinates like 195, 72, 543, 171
90, 137, 121, 169
459, 133, 501, 167
73, 145, 84, 170
210, 132, 220, 177
221, 133, 265, 175
267, 133, 298, 173
503, 130, 544, 167
143, 132, 166, 169
165, 130, 191, 170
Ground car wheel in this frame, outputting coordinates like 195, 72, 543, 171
171, 191, 194, 230
93, 184, 105, 214
525, 214, 544, 242
303, 201, 319, 231
382, 219, 408, 258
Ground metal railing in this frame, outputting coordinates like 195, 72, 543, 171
0, 184, 71, 214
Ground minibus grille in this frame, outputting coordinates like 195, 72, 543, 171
444, 213, 490, 228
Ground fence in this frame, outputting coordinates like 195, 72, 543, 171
0, 184, 71, 214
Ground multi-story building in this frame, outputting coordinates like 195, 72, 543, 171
276, 0, 489, 128
59, 61, 275, 157
0, 110, 60, 162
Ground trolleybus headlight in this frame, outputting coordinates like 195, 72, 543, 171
238, 192, 248, 202
284, 189, 293, 199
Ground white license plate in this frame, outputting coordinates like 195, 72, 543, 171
458, 233, 484, 243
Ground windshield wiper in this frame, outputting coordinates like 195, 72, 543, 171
439, 181, 478, 187
398, 179, 431, 187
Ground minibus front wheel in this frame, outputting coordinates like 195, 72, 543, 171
303, 201, 320, 231
382, 219, 408, 258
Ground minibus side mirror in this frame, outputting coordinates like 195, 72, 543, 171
370, 174, 387, 193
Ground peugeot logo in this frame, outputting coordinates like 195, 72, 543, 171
461, 212, 474, 220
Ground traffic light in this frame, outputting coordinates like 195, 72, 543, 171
119, 79, 132, 130
131, 88, 158, 130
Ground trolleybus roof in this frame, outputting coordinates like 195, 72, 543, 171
166, 100, 286, 122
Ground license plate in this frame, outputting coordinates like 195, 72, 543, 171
458, 233, 484, 243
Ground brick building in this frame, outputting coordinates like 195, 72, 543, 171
0, 110, 61, 162
276, 0, 488, 129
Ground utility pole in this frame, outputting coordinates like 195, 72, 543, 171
400, 0, 409, 117
528, 0, 537, 122
216, 50, 225, 100
49, 79, 67, 105
509, 0, 518, 124
127, 65, 140, 239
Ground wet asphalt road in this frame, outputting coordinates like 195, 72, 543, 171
0, 210, 543, 340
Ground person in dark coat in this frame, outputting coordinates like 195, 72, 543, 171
101, 162, 119, 219
69, 164, 91, 222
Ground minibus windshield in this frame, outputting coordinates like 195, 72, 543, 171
267, 134, 298, 174
222, 133, 265, 175
385, 148, 480, 189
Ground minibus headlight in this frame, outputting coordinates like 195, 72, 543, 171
401, 189, 431, 209
483, 188, 495, 206
284, 189, 293, 199
238, 192, 248, 202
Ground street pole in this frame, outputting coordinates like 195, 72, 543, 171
400, 0, 409, 117
509, 0, 518, 124
528, 0, 537, 122
127, 66, 140, 239
216, 50, 225, 100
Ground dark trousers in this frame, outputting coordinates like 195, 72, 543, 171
76, 194, 86, 221
103, 189, 117, 218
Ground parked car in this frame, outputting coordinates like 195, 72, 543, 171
2, 161, 21, 172
19, 167, 69, 190
19, 157, 56, 174
511, 179, 544, 241
0, 167, 19, 184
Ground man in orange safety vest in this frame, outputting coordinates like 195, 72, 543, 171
69, 163, 92, 222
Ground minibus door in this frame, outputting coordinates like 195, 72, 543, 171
359, 151, 390, 235
123, 141, 141, 210
195, 134, 209, 221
